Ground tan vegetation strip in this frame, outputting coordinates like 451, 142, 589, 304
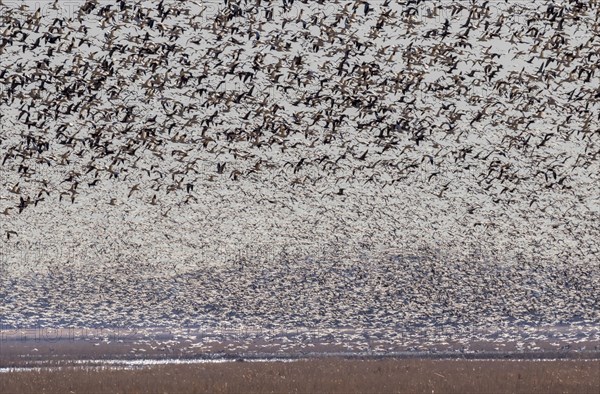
0, 358, 598, 394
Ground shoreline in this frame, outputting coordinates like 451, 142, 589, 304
1, 358, 598, 394
2, 326, 598, 368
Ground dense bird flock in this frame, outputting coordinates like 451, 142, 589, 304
0, 1, 598, 351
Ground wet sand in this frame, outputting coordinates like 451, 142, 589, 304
1, 358, 599, 394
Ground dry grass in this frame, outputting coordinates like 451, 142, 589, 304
1, 358, 598, 394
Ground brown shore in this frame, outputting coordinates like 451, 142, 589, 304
1, 358, 599, 394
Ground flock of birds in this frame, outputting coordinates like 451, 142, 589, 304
0, 0, 598, 355
1, 256, 598, 356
